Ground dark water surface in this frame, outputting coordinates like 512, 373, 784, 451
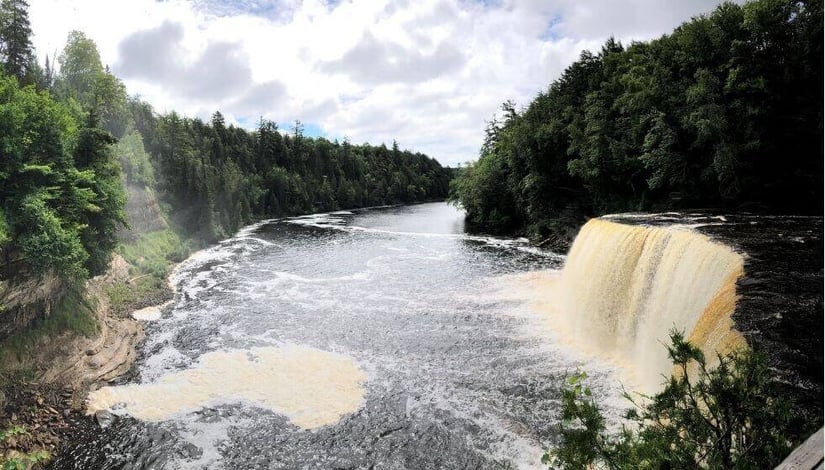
50, 203, 627, 470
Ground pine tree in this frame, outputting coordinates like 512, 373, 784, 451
43, 54, 52, 87
0, 0, 34, 83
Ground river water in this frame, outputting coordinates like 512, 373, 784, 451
51, 203, 629, 470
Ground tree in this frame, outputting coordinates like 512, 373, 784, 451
546, 331, 798, 469
0, 0, 34, 83
0, 72, 125, 281
56, 31, 102, 103
55, 32, 128, 136
449, 0, 823, 239
72, 113, 126, 275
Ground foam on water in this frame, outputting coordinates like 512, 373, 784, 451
88, 344, 367, 429
131, 301, 171, 322
63, 204, 580, 469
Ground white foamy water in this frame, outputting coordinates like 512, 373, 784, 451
62, 204, 613, 470
132, 301, 172, 321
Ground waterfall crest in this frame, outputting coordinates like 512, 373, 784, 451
557, 219, 745, 392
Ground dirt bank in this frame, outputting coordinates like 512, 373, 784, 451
1, 254, 173, 464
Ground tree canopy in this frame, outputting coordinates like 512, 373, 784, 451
0, 16, 452, 286
144, 112, 451, 242
0, 74, 124, 279
450, 0, 823, 239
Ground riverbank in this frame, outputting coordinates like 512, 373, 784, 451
0, 253, 176, 465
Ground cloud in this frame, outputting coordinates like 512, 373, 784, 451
320, 32, 465, 84
230, 80, 289, 117
115, 21, 184, 82
182, 42, 253, 98
547, 0, 737, 40
29, 0, 741, 167
115, 22, 253, 102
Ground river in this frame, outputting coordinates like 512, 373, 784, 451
51, 202, 630, 470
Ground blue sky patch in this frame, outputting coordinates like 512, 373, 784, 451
541, 14, 564, 41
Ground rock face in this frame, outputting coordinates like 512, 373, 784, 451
0, 273, 67, 341
697, 215, 823, 423
605, 213, 823, 423
118, 183, 168, 242
35, 254, 145, 389
0, 254, 149, 465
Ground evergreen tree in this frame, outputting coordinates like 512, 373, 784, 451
0, 0, 34, 83
450, 0, 823, 240
72, 113, 126, 275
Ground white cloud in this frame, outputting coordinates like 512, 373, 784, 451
29, 0, 735, 167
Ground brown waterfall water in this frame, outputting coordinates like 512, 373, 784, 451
552, 218, 746, 392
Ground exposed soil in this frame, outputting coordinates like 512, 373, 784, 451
1, 254, 172, 466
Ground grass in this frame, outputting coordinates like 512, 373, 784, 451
117, 228, 192, 279
104, 275, 168, 316
106, 227, 194, 316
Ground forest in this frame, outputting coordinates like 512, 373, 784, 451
0, 1, 451, 290
449, 0, 823, 239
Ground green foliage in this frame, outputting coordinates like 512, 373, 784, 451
55, 30, 129, 136
0, 67, 125, 282
72, 116, 127, 276
146, 112, 451, 243
16, 190, 88, 278
0, 208, 9, 247
451, 0, 823, 237
116, 129, 155, 187
546, 331, 797, 469
117, 228, 190, 279
0, 0, 34, 84
55, 31, 101, 105
0, 425, 50, 469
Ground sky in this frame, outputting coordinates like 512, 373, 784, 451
29, 0, 732, 167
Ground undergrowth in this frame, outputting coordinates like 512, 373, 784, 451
117, 228, 191, 279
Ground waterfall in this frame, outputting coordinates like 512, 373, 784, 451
556, 218, 745, 392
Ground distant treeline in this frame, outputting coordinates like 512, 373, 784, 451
450, 0, 823, 238
0, 1, 450, 285
130, 109, 451, 242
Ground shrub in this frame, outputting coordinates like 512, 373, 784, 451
546, 331, 797, 469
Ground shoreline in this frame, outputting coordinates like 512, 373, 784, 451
0, 254, 178, 464
2, 202, 443, 464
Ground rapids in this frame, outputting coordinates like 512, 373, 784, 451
50, 204, 802, 469
51, 203, 631, 469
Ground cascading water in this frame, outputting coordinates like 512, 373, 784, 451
52, 206, 809, 469
554, 218, 745, 392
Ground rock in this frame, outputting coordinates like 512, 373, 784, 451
94, 409, 116, 428
180, 442, 203, 460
